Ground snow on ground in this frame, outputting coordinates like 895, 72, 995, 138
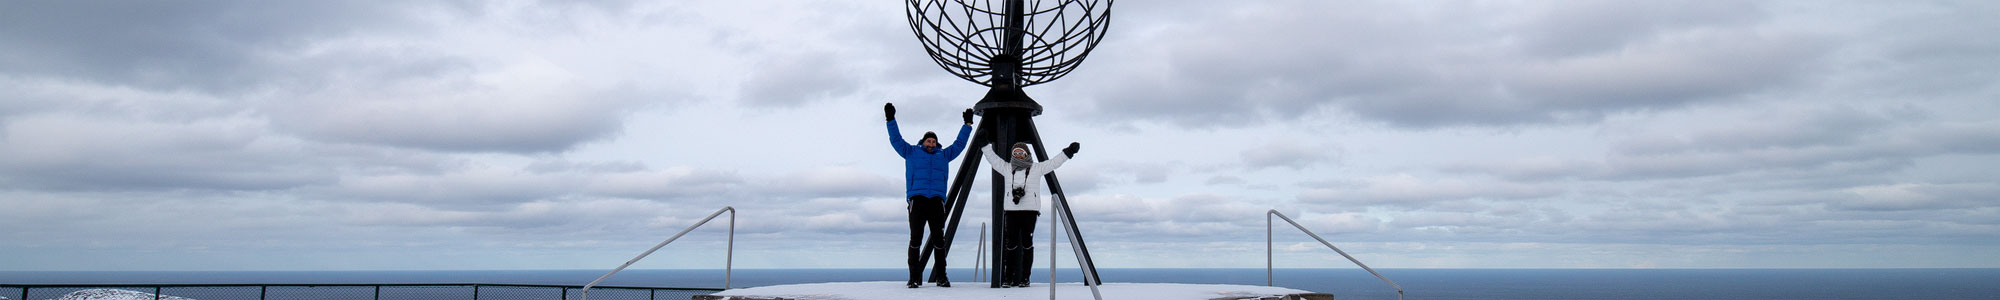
42, 289, 193, 300
707, 281, 1320, 300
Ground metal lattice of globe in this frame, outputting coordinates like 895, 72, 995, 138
906, 0, 1112, 88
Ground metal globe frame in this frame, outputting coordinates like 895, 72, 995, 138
904, 0, 1114, 289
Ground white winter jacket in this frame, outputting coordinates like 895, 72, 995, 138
983, 144, 1070, 212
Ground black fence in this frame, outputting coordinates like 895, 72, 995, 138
0, 284, 721, 300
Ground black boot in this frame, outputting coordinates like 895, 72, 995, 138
1014, 246, 1035, 287
908, 245, 923, 288
998, 245, 1018, 288
929, 246, 951, 287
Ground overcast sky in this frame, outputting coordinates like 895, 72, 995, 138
3, 0, 1996, 271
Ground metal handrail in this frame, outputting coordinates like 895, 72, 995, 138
974, 222, 988, 283
1051, 196, 1103, 300
1267, 209, 1403, 300
582, 206, 735, 300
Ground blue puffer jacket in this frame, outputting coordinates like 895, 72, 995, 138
888, 120, 972, 201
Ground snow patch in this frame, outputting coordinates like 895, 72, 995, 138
51, 289, 193, 300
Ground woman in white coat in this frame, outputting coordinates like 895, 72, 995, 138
982, 141, 1079, 288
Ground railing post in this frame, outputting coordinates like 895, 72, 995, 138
472, 285, 479, 300
260, 285, 268, 300
373, 285, 381, 300
727, 208, 735, 289
974, 222, 987, 282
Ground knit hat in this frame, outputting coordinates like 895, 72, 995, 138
922, 131, 938, 142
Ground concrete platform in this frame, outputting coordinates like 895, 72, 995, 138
696, 281, 1331, 300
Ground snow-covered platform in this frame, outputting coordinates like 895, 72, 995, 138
697, 281, 1331, 300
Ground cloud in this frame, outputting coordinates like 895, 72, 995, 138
1066, 193, 1279, 240
768, 166, 898, 198
1833, 183, 1998, 212
1241, 140, 1332, 170
1449, 106, 2000, 183
0, 114, 301, 191
585, 166, 745, 200
1296, 174, 1563, 210
738, 51, 865, 108
1, 1, 693, 154
1072, 0, 1826, 129
0, 1, 423, 93
261, 58, 651, 153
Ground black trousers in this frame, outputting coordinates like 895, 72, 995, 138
1001, 210, 1040, 285
908, 195, 948, 284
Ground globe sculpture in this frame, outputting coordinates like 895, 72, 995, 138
907, 0, 1113, 90
905, 0, 1113, 288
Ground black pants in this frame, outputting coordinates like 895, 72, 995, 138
1001, 210, 1040, 286
908, 195, 948, 284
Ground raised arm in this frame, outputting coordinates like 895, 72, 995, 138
939, 123, 973, 160
982, 144, 1008, 173
1030, 142, 1078, 177
886, 120, 911, 157
1030, 151, 1069, 177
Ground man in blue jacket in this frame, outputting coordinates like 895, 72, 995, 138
885, 102, 973, 288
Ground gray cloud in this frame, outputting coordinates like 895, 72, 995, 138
1241, 140, 1332, 170
1, 1, 678, 154
767, 166, 898, 198
1295, 174, 1563, 210
738, 52, 865, 108
1071, 0, 1827, 129
0, 1, 462, 94
1830, 182, 1999, 212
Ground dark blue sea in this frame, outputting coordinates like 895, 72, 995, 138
4, 268, 1996, 300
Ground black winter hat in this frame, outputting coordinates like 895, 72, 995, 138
922, 131, 938, 142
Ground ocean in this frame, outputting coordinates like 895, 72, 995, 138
3, 268, 1996, 300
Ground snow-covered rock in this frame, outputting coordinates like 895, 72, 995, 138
52, 289, 193, 300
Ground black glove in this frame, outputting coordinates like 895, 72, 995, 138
884, 103, 896, 121
962, 109, 975, 125
1063, 142, 1080, 157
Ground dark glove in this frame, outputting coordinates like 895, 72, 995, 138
962, 109, 975, 125
884, 102, 896, 121
1062, 142, 1080, 157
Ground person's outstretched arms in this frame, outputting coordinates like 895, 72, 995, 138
885, 103, 910, 157
1032, 142, 1077, 176
940, 113, 974, 159
982, 144, 1008, 173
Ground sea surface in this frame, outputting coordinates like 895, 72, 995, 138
3, 268, 1996, 300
